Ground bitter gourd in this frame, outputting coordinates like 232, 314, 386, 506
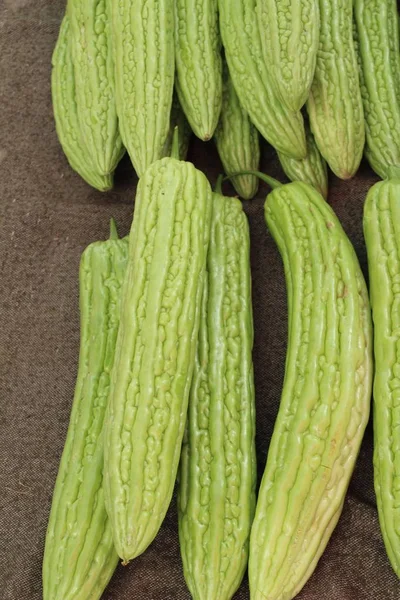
42, 221, 128, 600
363, 178, 400, 578
307, 0, 365, 179
354, 0, 400, 180
178, 188, 257, 600
249, 178, 373, 600
67, 0, 124, 177
175, 0, 222, 141
110, 0, 175, 177
218, 0, 307, 160
51, 16, 112, 191
104, 156, 212, 563
214, 63, 260, 200
278, 125, 328, 198
256, 0, 320, 112
162, 93, 192, 160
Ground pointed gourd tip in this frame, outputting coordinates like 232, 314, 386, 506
214, 174, 224, 194
224, 170, 282, 191
109, 218, 119, 240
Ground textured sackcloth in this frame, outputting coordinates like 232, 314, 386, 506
1, 2, 400, 599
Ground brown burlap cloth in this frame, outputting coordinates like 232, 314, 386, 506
1, 3, 400, 599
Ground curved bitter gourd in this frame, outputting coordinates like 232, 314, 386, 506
278, 124, 328, 198
51, 16, 112, 191
218, 0, 307, 160
110, 0, 175, 176
257, 0, 320, 112
42, 221, 128, 600
363, 178, 400, 578
103, 156, 212, 564
249, 180, 373, 600
67, 0, 124, 177
354, 0, 400, 180
175, 0, 222, 140
214, 62, 260, 200
307, 0, 365, 179
178, 189, 257, 600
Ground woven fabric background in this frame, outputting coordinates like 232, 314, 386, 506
1, 2, 400, 599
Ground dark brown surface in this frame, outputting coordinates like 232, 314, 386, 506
1, 2, 400, 599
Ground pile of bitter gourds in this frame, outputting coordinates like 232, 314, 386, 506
44, 0, 400, 599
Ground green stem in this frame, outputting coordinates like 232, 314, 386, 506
171, 126, 180, 159
224, 170, 282, 190
215, 174, 224, 194
109, 218, 119, 240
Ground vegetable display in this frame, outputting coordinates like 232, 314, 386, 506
249, 178, 373, 600
44, 0, 400, 596
178, 186, 256, 600
364, 178, 400, 578
42, 222, 128, 600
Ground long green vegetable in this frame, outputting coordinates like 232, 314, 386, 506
104, 155, 212, 564
363, 178, 400, 578
51, 16, 112, 191
178, 188, 256, 599
43, 222, 128, 600
110, 0, 175, 176
249, 179, 373, 600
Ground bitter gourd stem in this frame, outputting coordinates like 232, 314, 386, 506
109, 218, 119, 240
224, 171, 282, 190
214, 175, 223, 194
170, 127, 180, 160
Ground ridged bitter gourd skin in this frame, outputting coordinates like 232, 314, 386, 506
175, 0, 222, 141
307, 0, 365, 180
178, 192, 257, 600
42, 228, 129, 600
256, 0, 320, 112
162, 93, 193, 160
278, 125, 328, 198
104, 158, 212, 563
51, 17, 112, 191
249, 182, 373, 600
354, 0, 400, 180
67, 0, 124, 177
110, 0, 175, 177
363, 179, 400, 578
218, 0, 307, 160
214, 63, 260, 200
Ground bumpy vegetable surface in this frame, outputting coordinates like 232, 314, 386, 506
110, 0, 174, 176
52, 17, 112, 191
214, 64, 260, 199
218, 0, 306, 159
250, 181, 373, 600
178, 192, 257, 600
354, 0, 400, 179
175, 0, 222, 140
257, 0, 320, 112
363, 178, 400, 578
67, 0, 124, 177
278, 125, 328, 198
42, 223, 128, 600
307, 0, 364, 179
104, 158, 212, 563
162, 93, 192, 160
